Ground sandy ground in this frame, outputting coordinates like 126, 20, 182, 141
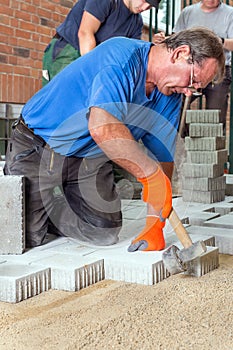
0, 254, 232, 350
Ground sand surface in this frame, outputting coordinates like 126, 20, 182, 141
0, 254, 232, 350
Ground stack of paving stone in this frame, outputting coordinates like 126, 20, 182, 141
182, 110, 227, 203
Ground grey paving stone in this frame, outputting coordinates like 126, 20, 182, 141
182, 176, 226, 191
183, 163, 224, 178
225, 174, 233, 195
211, 202, 233, 215
185, 110, 220, 124
0, 175, 25, 254
185, 137, 226, 151
185, 246, 219, 277
203, 214, 233, 229
188, 212, 220, 226
186, 149, 228, 164
31, 254, 104, 291
189, 123, 223, 137
0, 263, 50, 303
182, 189, 225, 204
186, 225, 233, 255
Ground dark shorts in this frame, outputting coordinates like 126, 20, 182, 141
4, 117, 122, 247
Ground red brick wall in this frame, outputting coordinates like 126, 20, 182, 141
0, 0, 74, 104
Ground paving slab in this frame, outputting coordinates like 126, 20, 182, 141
182, 189, 225, 204
186, 225, 233, 255
0, 175, 25, 254
203, 214, 233, 229
188, 211, 220, 226
184, 137, 226, 151
31, 254, 104, 291
0, 263, 50, 303
185, 246, 219, 277
185, 109, 220, 124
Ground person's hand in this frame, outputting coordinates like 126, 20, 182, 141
153, 31, 165, 44
128, 216, 165, 251
137, 167, 172, 221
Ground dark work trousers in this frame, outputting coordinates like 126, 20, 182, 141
4, 117, 122, 247
181, 66, 231, 137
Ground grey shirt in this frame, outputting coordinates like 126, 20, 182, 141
173, 1, 233, 65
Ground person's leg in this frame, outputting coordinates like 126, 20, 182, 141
42, 38, 80, 86
204, 67, 231, 134
54, 156, 122, 246
4, 118, 61, 247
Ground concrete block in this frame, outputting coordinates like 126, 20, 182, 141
0, 263, 50, 303
185, 109, 220, 124
185, 246, 219, 277
182, 189, 225, 203
183, 163, 224, 178
225, 174, 233, 196
211, 202, 233, 216
188, 212, 220, 226
186, 225, 233, 255
182, 176, 226, 191
186, 149, 228, 164
0, 175, 25, 254
203, 214, 233, 229
31, 254, 104, 291
189, 123, 223, 137
185, 137, 226, 151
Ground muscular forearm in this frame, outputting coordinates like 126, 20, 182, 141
89, 107, 159, 178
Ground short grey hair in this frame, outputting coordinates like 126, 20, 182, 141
163, 27, 225, 83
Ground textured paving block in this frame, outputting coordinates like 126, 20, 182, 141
186, 225, 233, 255
31, 254, 104, 291
203, 214, 233, 229
92, 246, 166, 285
185, 246, 219, 277
0, 175, 25, 254
188, 212, 220, 226
0, 263, 50, 303
182, 189, 225, 203
182, 176, 226, 191
183, 163, 224, 178
185, 137, 226, 151
185, 110, 220, 124
186, 149, 228, 164
189, 123, 223, 137
225, 174, 233, 195
211, 202, 233, 215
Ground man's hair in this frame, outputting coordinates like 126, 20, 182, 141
164, 27, 225, 83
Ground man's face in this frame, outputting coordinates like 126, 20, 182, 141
126, 0, 152, 13
201, 0, 221, 11
156, 57, 219, 97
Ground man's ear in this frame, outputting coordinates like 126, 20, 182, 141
170, 45, 191, 63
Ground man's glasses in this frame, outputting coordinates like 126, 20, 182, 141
187, 63, 202, 96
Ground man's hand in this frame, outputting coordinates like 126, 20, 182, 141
128, 216, 165, 251
137, 167, 172, 220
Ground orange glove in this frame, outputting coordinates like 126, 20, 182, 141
137, 167, 172, 220
128, 216, 165, 251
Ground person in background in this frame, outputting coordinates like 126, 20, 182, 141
42, 0, 161, 86
154, 0, 233, 136
5, 29, 224, 251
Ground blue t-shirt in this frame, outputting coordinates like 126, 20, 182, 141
22, 37, 182, 162
57, 0, 143, 51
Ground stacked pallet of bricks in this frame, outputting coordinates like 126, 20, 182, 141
182, 110, 227, 203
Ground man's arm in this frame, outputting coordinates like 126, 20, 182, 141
78, 11, 101, 55
223, 38, 233, 52
89, 107, 158, 178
